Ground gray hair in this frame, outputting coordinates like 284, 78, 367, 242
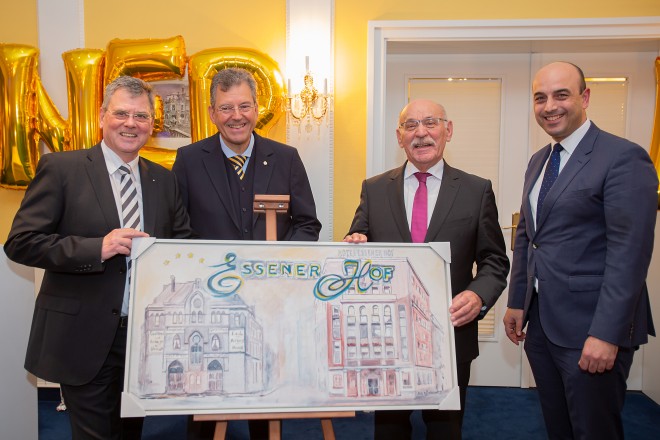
101, 76, 154, 113
209, 68, 257, 107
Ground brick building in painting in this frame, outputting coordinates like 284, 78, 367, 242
319, 258, 448, 400
138, 276, 264, 397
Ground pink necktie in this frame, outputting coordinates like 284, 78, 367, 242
411, 172, 430, 243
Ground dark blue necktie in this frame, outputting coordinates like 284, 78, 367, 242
536, 143, 563, 217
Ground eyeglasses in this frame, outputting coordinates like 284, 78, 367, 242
110, 110, 153, 123
399, 117, 448, 132
215, 104, 257, 115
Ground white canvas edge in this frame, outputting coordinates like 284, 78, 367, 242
121, 391, 146, 417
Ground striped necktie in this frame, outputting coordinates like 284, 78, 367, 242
118, 165, 140, 316
119, 165, 140, 230
228, 155, 247, 180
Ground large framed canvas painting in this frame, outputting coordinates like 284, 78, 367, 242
121, 239, 458, 416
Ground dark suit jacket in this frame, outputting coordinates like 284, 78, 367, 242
508, 123, 657, 348
4, 144, 195, 385
172, 132, 321, 241
348, 162, 510, 363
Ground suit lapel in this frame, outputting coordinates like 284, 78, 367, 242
138, 159, 157, 235
523, 145, 550, 235
252, 135, 275, 197
426, 162, 460, 240
202, 136, 240, 230
387, 164, 411, 241
535, 125, 596, 231
84, 144, 121, 230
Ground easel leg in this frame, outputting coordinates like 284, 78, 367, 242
268, 419, 281, 440
320, 419, 336, 440
213, 421, 227, 440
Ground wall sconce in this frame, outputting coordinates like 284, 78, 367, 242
286, 56, 331, 135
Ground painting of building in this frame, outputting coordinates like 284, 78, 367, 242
138, 276, 265, 398
123, 240, 457, 416
161, 86, 191, 137
318, 258, 448, 402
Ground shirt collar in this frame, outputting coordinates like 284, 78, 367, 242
101, 141, 140, 175
219, 133, 254, 159
554, 119, 591, 155
404, 159, 445, 181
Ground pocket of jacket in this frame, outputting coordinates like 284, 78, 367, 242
36, 294, 81, 315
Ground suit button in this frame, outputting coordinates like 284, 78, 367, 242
532, 243, 539, 249
119, 267, 126, 274
112, 309, 119, 316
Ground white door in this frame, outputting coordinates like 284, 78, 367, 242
384, 50, 658, 388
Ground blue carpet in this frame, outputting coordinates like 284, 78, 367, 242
38, 387, 660, 439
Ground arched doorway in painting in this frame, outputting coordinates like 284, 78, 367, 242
167, 360, 184, 394
207, 360, 224, 393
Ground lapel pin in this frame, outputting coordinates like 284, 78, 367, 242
263, 161, 268, 166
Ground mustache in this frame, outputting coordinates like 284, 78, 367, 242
411, 137, 437, 148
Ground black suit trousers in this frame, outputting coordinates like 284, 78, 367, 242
60, 325, 143, 440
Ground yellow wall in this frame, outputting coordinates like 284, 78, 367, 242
1, 0, 659, 241
83, 0, 286, 62
0, 0, 37, 46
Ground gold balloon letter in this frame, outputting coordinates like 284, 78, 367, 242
651, 56, 660, 206
0, 45, 107, 188
1, 45, 43, 187
188, 48, 286, 142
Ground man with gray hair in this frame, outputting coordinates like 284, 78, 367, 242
173, 68, 321, 439
5, 75, 195, 439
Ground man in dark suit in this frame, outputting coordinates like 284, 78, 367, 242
4, 76, 195, 439
344, 98, 510, 440
173, 68, 321, 439
504, 61, 657, 439
172, 68, 321, 242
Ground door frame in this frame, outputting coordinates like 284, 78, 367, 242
366, 17, 660, 390
367, 17, 660, 177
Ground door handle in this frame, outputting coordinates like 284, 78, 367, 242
501, 212, 520, 251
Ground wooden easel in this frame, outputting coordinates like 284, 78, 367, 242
193, 194, 355, 439
253, 194, 290, 241
193, 410, 356, 440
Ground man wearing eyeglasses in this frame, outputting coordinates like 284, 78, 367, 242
344, 99, 509, 440
173, 68, 321, 440
4, 76, 195, 439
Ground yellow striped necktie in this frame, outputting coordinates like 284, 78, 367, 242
228, 155, 247, 180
